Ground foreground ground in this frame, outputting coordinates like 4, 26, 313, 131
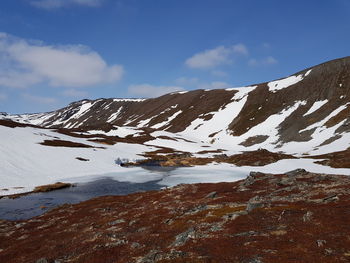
1, 169, 350, 263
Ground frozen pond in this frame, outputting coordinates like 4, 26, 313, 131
0, 178, 166, 221
3, 158, 349, 221
0, 165, 248, 221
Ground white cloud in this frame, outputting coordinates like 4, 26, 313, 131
185, 44, 248, 69
199, 81, 232, 90
0, 33, 124, 89
232, 43, 248, 55
21, 93, 57, 104
185, 46, 231, 69
264, 56, 278, 65
249, 56, 278, 66
30, 0, 103, 9
128, 84, 185, 97
62, 89, 88, 98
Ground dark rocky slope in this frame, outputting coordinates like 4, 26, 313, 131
1, 170, 350, 263
4, 56, 350, 152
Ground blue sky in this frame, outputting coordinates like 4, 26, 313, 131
0, 0, 349, 113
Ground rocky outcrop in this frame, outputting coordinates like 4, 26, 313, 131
1, 170, 350, 262
126, 149, 296, 167
310, 148, 350, 168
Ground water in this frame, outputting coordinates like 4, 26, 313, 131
0, 165, 247, 221
0, 178, 165, 221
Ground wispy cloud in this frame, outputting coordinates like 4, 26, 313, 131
30, 0, 103, 10
21, 93, 57, 104
128, 84, 184, 97
175, 77, 199, 87
264, 56, 278, 65
0, 33, 124, 89
62, 89, 88, 98
232, 43, 248, 55
248, 56, 278, 66
198, 81, 232, 90
175, 77, 232, 90
185, 44, 248, 69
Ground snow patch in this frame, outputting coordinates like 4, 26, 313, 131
152, 110, 183, 129
107, 107, 123, 123
268, 70, 311, 93
303, 100, 328, 116
300, 104, 349, 133
72, 102, 93, 119
88, 126, 141, 137
113, 98, 145, 102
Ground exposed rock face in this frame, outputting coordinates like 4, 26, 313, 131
1, 170, 350, 262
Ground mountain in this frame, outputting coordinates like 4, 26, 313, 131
4, 56, 350, 156
1, 57, 350, 196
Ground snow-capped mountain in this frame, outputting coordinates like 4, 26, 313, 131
5, 56, 350, 156
1, 57, 350, 196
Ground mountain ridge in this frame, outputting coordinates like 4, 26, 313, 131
3, 56, 350, 156
1, 57, 350, 196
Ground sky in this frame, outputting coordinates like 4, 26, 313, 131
0, 0, 349, 114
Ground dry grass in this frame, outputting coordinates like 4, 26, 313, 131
40, 139, 97, 148
33, 182, 72, 193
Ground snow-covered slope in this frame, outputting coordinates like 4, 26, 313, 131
1, 122, 350, 197
0, 123, 161, 195
4, 56, 350, 155
1, 57, 350, 195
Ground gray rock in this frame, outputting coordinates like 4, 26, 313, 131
131, 242, 142, 249
138, 250, 161, 263
205, 191, 217, 199
285, 169, 306, 177
36, 259, 48, 263
325, 248, 333, 255
247, 202, 264, 212
303, 211, 313, 222
164, 218, 173, 225
108, 239, 128, 247
235, 231, 259, 237
323, 194, 339, 203
108, 219, 125, 226
243, 172, 263, 186
317, 240, 326, 247
277, 177, 294, 186
243, 257, 263, 263
213, 154, 228, 159
185, 204, 208, 215
246, 196, 264, 212
172, 227, 196, 247
209, 222, 223, 232
129, 219, 137, 226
